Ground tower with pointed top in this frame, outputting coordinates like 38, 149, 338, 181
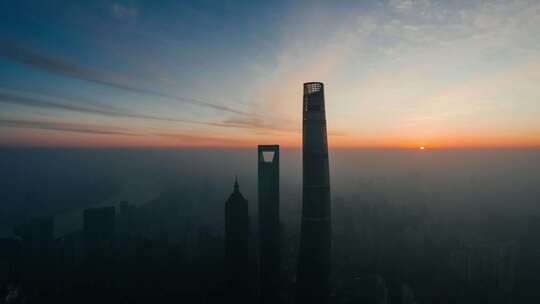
225, 178, 250, 301
297, 82, 332, 304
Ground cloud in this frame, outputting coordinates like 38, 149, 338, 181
0, 92, 203, 125
211, 117, 297, 133
0, 91, 296, 133
111, 3, 139, 19
0, 83, 126, 112
0, 42, 249, 115
3, 0, 539, 147
389, 0, 416, 11
154, 132, 252, 147
0, 118, 137, 136
215, 0, 540, 148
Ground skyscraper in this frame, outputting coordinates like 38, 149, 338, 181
258, 145, 280, 303
0, 237, 21, 282
82, 206, 116, 288
13, 216, 54, 251
225, 178, 250, 301
83, 206, 116, 261
297, 82, 332, 304
13, 216, 55, 282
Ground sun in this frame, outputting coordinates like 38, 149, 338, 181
419, 146, 425, 150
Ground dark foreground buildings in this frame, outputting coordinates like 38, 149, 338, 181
258, 145, 281, 303
13, 216, 55, 284
296, 82, 332, 304
224, 178, 250, 302
83, 206, 116, 261
83, 206, 116, 289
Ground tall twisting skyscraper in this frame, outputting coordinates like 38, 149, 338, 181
258, 145, 280, 303
225, 178, 250, 302
297, 82, 332, 304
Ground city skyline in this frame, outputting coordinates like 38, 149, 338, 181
1, 2, 540, 302
1, 0, 540, 148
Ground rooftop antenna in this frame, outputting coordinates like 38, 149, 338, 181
234, 174, 239, 192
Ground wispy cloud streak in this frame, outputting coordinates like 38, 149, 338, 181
208, 117, 297, 133
0, 92, 203, 124
0, 118, 137, 136
153, 131, 264, 146
0, 92, 298, 134
0, 42, 249, 115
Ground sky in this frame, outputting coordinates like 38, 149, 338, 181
0, 0, 539, 148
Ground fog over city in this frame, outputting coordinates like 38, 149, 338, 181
2, 147, 538, 238
2, 0, 540, 303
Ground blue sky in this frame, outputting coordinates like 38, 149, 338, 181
1, 0, 539, 147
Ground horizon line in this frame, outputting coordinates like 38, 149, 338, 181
1, 144, 539, 149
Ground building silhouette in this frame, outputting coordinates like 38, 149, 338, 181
516, 215, 540, 301
82, 206, 116, 291
0, 237, 22, 283
258, 145, 281, 303
296, 82, 332, 304
13, 216, 55, 283
224, 178, 250, 302
118, 201, 136, 237
83, 206, 116, 261
13, 216, 54, 258
13, 216, 54, 242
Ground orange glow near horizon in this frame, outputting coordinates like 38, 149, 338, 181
2, 128, 540, 149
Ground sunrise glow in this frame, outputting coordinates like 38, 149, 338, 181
1, 1, 540, 148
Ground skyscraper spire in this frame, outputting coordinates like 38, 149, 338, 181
225, 176, 250, 302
